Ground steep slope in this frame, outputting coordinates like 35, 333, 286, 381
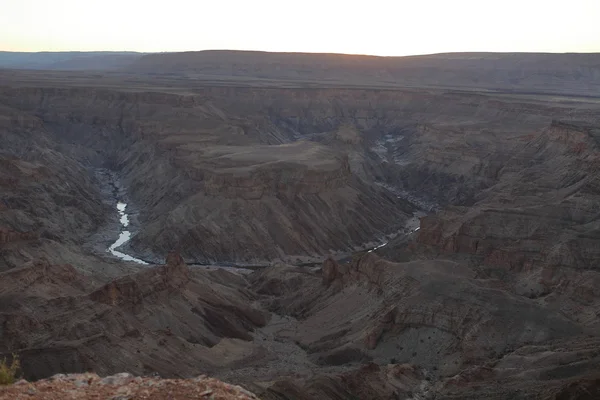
0, 84, 423, 264
0, 253, 266, 380
2, 79, 598, 263
248, 255, 600, 399
0, 104, 121, 275
125, 141, 408, 263
251, 255, 582, 374
416, 121, 600, 326
3, 250, 598, 399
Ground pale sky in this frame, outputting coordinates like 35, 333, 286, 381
1, 0, 599, 55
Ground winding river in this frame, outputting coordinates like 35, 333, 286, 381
102, 171, 425, 268
108, 201, 148, 265
105, 195, 423, 268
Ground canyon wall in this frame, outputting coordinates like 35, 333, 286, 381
1, 81, 598, 265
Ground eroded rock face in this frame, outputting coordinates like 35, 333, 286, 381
418, 121, 600, 267
0, 104, 111, 272
0, 227, 38, 245
161, 250, 191, 287
1, 251, 598, 399
259, 362, 426, 400
88, 252, 191, 306
201, 144, 352, 199
0, 254, 266, 381
248, 255, 600, 399
89, 277, 143, 306
321, 258, 340, 287
413, 121, 600, 327
2, 75, 597, 264
0, 85, 417, 264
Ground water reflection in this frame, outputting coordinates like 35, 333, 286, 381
108, 202, 148, 265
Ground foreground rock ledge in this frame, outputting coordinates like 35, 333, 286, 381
0, 373, 259, 400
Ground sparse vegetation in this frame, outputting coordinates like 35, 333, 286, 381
0, 354, 20, 385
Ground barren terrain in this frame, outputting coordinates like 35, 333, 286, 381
1, 51, 599, 399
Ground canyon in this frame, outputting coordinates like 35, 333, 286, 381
0, 51, 600, 399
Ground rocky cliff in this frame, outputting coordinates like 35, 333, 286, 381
0, 103, 112, 273
3, 250, 598, 399
0, 253, 266, 381
0, 84, 423, 263
245, 253, 599, 399
415, 121, 600, 327
3, 80, 597, 264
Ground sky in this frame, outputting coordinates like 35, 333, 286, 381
1, 0, 599, 55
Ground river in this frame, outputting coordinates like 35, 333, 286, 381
104, 196, 424, 268
102, 171, 426, 269
107, 201, 148, 265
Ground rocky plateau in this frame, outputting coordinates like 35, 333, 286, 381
0, 51, 600, 399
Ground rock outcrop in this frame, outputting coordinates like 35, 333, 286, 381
0, 83, 418, 264
0, 254, 267, 381
0, 105, 111, 272
201, 143, 352, 199
413, 121, 600, 328
0, 227, 37, 245
247, 254, 600, 399
0, 372, 259, 400
258, 362, 426, 400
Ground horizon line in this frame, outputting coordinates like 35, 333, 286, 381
2, 49, 600, 58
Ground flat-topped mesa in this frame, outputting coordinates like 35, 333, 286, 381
203, 160, 350, 199
201, 143, 351, 199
